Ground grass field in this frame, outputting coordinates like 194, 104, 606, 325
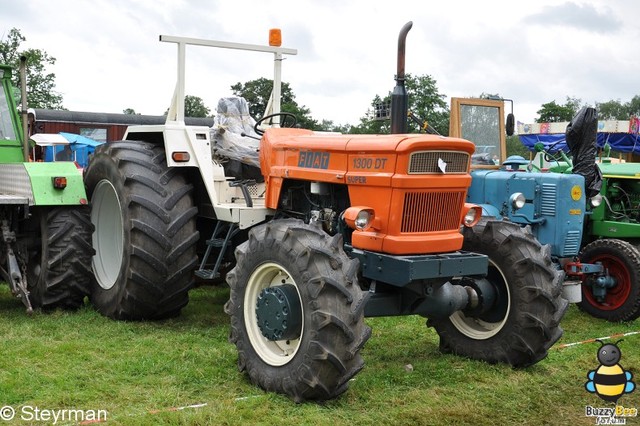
0, 284, 638, 426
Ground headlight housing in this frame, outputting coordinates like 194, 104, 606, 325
462, 204, 482, 227
590, 193, 603, 208
343, 207, 375, 231
509, 192, 526, 210
355, 210, 372, 230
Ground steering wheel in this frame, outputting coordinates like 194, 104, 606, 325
544, 139, 566, 163
543, 139, 567, 163
254, 112, 298, 136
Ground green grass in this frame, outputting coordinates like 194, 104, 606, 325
0, 285, 639, 425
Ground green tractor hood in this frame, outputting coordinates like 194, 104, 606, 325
598, 161, 640, 178
0, 161, 88, 205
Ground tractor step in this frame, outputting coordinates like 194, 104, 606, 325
194, 269, 220, 280
205, 238, 225, 248
195, 222, 239, 281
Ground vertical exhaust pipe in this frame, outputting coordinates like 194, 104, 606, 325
19, 56, 29, 162
390, 21, 412, 134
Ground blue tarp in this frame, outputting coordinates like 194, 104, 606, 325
43, 132, 103, 167
519, 132, 640, 154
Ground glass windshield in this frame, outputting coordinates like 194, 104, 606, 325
460, 104, 501, 165
0, 86, 17, 141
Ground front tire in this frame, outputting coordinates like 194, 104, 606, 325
83, 141, 199, 320
226, 219, 371, 402
27, 206, 94, 310
578, 239, 640, 321
429, 219, 567, 367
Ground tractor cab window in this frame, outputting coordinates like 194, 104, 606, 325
460, 105, 501, 165
0, 88, 16, 141
449, 98, 507, 169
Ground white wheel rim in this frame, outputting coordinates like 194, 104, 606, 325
449, 259, 511, 339
244, 262, 303, 366
90, 179, 124, 290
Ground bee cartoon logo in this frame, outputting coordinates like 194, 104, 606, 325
585, 340, 635, 403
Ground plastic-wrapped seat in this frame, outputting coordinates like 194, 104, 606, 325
210, 97, 264, 182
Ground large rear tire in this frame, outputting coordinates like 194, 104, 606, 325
83, 141, 199, 320
429, 219, 568, 367
27, 206, 94, 310
225, 219, 371, 402
578, 239, 640, 322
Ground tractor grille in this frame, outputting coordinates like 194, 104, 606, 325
563, 230, 581, 256
401, 191, 465, 233
540, 183, 557, 216
408, 151, 469, 174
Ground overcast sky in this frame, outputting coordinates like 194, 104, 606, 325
2, 0, 638, 127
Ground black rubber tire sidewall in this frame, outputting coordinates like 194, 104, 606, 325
84, 141, 199, 320
27, 206, 93, 310
429, 219, 567, 367
227, 219, 371, 402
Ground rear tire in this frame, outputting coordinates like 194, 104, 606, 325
83, 141, 199, 320
27, 206, 94, 310
226, 219, 371, 402
429, 219, 567, 367
578, 239, 640, 321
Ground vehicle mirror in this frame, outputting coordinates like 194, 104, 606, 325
506, 113, 515, 136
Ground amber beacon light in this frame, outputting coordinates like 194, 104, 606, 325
269, 29, 282, 47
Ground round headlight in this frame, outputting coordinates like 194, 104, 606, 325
590, 193, 603, 208
355, 210, 372, 230
509, 192, 526, 210
464, 208, 478, 227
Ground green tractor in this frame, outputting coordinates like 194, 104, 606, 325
0, 57, 93, 313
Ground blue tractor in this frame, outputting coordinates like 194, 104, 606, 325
449, 98, 640, 322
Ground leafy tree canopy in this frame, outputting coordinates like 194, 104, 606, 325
535, 97, 582, 123
0, 28, 64, 109
163, 95, 211, 117
596, 95, 640, 120
350, 73, 449, 135
231, 77, 319, 130
184, 95, 210, 118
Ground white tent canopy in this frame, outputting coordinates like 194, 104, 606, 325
29, 133, 70, 146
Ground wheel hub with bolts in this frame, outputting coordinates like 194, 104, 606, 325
256, 284, 302, 341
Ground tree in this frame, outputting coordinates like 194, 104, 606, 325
317, 119, 352, 133
349, 95, 390, 135
535, 97, 582, 123
596, 99, 627, 120
0, 28, 64, 109
351, 73, 449, 135
123, 108, 139, 115
163, 95, 211, 117
230, 78, 277, 119
184, 95, 210, 117
506, 135, 530, 158
628, 95, 640, 117
231, 77, 318, 129
406, 74, 449, 135
596, 96, 640, 120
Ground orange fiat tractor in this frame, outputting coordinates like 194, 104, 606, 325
83, 22, 566, 401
